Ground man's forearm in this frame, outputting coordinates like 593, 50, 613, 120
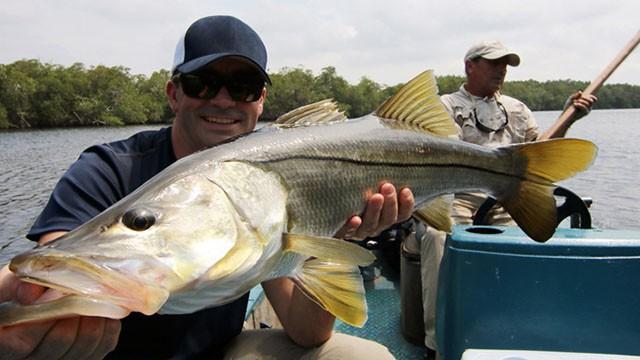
262, 278, 334, 347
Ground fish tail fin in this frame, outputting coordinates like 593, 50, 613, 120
293, 259, 368, 327
499, 138, 597, 242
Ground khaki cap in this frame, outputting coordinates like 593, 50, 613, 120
464, 40, 520, 66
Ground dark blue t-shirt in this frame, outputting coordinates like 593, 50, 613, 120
28, 127, 248, 359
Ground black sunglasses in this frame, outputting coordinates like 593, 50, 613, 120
472, 101, 509, 132
176, 72, 265, 102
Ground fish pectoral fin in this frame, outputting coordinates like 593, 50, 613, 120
293, 259, 368, 327
283, 233, 375, 266
272, 99, 348, 128
0, 295, 130, 327
374, 70, 457, 138
413, 195, 453, 233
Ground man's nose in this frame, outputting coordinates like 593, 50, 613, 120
208, 86, 236, 108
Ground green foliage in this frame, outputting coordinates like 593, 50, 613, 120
264, 66, 393, 120
262, 67, 324, 120
0, 104, 8, 129
135, 70, 174, 123
0, 60, 172, 129
0, 59, 639, 129
436, 75, 466, 95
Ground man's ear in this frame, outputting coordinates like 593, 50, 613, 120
464, 59, 474, 76
166, 80, 179, 113
256, 87, 267, 116
260, 87, 268, 103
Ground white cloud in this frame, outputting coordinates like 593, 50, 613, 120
1, 0, 638, 86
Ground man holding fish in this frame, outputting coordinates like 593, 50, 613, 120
419, 40, 598, 356
0, 16, 412, 359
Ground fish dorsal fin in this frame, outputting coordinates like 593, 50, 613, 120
283, 233, 374, 266
272, 99, 348, 128
375, 70, 457, 137
413, 195, 453, 233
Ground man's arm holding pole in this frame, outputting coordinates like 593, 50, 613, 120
540, 30, 640, 140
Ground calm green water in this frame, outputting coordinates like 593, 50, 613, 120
1, 110, 639, 263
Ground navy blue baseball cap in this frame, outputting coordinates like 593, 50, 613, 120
172, 15, 271, 84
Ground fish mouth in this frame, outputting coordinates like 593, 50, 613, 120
10, 251, 169, 315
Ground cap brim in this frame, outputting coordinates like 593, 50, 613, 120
175, 54, 272, 84
482, 51, 520, 67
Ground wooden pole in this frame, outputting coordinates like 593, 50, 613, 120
540, 30, 640, 140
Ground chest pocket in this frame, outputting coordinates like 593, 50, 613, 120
452, 106, 486, 145
505, 111, 528, 143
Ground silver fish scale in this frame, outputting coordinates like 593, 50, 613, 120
188, 115, 523, 237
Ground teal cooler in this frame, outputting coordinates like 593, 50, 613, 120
436, 225, 640, 360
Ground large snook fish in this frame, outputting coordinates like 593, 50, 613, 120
0, 70, 596, 328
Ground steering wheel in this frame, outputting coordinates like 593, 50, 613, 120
473, 186, 592, 229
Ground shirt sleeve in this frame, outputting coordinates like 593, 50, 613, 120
522, 105, 540, 141
27, 145, 126, 241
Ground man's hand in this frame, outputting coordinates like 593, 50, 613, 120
566, 91, 598, 121
335, 183, 415, 240
0, 265, 121, 360
263, 183, 415, 348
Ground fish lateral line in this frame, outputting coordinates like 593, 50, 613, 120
254, 155, 528, 181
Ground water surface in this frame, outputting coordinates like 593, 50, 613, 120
1, 110, 639, 263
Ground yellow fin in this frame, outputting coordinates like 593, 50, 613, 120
283, 233, 375, 266
294, 259, 368, 327
375, 70, 457, 137
501, 181, 557, 242
498, 138, 597, 242
413, 195, 453, 233
513, 138, 598, 183
272, 99, 347, 127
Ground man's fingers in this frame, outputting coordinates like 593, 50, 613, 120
334, 216, 362, 239
353, 193, 384, 239
87, 319, 120, 360
375, 183, 399, 233
59, 317, 104, 360
0, 321, 57, 360
334, 184, 416, 240
63, 317, 121, 360
398, 187, 415, 222
26, 317, 80, 360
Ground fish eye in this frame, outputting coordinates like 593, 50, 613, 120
122, 208, 156, 231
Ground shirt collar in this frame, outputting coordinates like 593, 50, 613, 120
460, 84, 502, 102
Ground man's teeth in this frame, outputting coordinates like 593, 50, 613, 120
203, 116, 236, 124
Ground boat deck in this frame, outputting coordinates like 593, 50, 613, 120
245, 252, 427, 359
335, 253, 427, 359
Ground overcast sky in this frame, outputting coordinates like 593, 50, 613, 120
1, 1, 638, 87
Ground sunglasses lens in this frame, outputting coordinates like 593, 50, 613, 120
179, 74, 221, 99
179, 74, 264, 102
226, 80, 264, 102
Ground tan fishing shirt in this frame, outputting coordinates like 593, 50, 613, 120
441, 85, 540, 224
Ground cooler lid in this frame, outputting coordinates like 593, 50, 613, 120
449, 225, 640, 256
